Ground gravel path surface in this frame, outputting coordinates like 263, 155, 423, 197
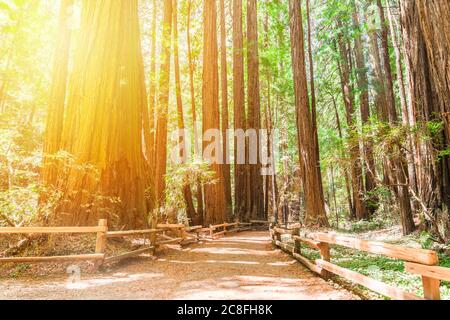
0, 231, 358, 300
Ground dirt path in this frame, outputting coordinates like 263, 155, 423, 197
0, 231, 358, 300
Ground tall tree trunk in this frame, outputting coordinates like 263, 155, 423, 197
147, 0, 157, 171
377, 0, 397, 123
378, 0, 415, 235
331, 92, 354, 218
41, 0, 74, 186
187, 0, 204, 225
154, 0, 173, 207
56, 0, 151, 228
289, 0, 328, 227
367, 21, 388, 122
173, 0, 196, 223
202, 0, 227, 225
247, 0, 264, 220
400, 0, 449, 240
220, 0, 233, 219
352, 4, 377, 216
306, 0, 325, 201
232, 0, 247, 221
386, 0, 419, 197
336, 32, 368, 221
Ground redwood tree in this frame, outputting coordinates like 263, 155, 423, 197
173, 0, 196, 223
232, 0, 247, 221
56, 0, 151, 228
154, 0, 173, 207
42, 0, 74, 186
400, 0, 449, 239
202, 0, 227, 225
247, 0, 264, 220
288, 0, 328, 226
220, 0, 233, 218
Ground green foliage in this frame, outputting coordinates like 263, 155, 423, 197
348, 219, 384, 233
164, 161, 215, 222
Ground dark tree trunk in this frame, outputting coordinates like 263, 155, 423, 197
232, 0, 247, 222
289, 0, 328, 227
247, 0, 264, 220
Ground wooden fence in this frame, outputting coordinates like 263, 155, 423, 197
0, 220, 204, 266
208, 221, 267, 238
0, 220, 268, 268
271, 227, 450, 300
0, 219, 108, 264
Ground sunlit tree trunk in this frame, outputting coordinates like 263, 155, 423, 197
377, 0, 397, 123
352, 4, 377, 216
331, 93, 354, 217
154, 0, 173, 207
386, 0, 419, 198
187, 0, 204, 225
220, 0, 233, 219
173, 0, 196, 223
56, 0, 152, 228
147, 0, 158, 170
378, 0, 415, 235
306, 0, 324, 199
336, 31, 368, 221
247, 0, 264, 220
289, 0, 328, 227
202, 0, 227, 225
41, 0, 74, 186
400, 0, 449, 239
232, 0, 247, 221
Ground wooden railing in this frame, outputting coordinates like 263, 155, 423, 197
271, 227, 450, 300
209, 222, 238, 238
208, 221, 266, 238
0, 219, 108, 264
0, 220, 203, 266
0, 220, 270, 268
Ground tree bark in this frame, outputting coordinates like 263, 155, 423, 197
187, 0, 204, 225
220, 0, 233, 219
400, 0, 449, 239
232, 0, 247, 221
56, 0, 151, 228
146, 0, 157, 171
247, 0, 264, 220
202, 0, 227, 225
336, 30, 368, 221
41, 0, 74, 186
386, 0, 419, 197
173, 0, 196, 223
154, 0, 173, 207
352, 4, 377, 216
377, 0, 416, 235
289, 0, 328, 227
306, 0, 325, 202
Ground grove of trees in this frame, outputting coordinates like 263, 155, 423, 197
0, 0, 448, 242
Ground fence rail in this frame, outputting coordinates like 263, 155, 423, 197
0, 220, 271, 270
271, 226, 450, 300
0, 220, 200, 266
208, 221, 269, 238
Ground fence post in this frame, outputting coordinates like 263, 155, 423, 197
275, 230, 281, 244
210, 225, 214, 238
224, 222, 228, 235
294, 237, 301, 255
319, 242, 331, 279
179, 227, 186, 244
150, 214, 158, 255
422, 276, 441, 300
95, 219, 107, 267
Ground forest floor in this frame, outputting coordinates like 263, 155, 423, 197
0, 231, 358, 300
